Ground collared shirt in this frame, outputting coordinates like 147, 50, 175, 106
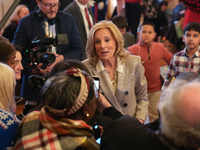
42, 20, 56, 38
75, 0, 93, 37
96, 58, 123, 94
42, 20, 56, 53
163, 46, 200, 88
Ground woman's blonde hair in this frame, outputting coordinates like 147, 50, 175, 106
10, 5, 28, 22
86, 20, 129, 67
0, 63, 16, 113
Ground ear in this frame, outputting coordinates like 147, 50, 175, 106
83, 103, 89, 116
137, 31, 140, 37
36, 0, 40, 5
153, 32, 157, 39
182, 35, 185, 42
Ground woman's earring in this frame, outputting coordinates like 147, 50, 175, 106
86, 113, 89, 117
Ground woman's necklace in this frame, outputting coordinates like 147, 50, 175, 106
138, 43, 154, 64
106, 67, 115, 80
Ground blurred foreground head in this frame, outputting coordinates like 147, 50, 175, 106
159, 73, 200, 149
0, 63, 16, 113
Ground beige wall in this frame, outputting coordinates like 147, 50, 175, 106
0, 0, 14, 33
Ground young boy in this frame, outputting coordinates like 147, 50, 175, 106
163, 22, 200, 88
112, 15, 135, 48
128, 21, 173, 122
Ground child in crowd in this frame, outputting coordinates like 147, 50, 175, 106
112, 15, 135, 48
163, 22, 200, 88
128, 21, 173, 122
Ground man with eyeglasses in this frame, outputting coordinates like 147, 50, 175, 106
12, 0, 83, 102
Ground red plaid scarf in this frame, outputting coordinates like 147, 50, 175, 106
14, 107, 99, 150
39, 107, 93, 135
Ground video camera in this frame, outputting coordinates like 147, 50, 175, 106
26, 37, 56, 69
25, 37, 56, 90
26, 34, 69, 90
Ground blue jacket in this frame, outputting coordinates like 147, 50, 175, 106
12, 9, 83, 101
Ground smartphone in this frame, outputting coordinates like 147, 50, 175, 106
93, 77, 100, 98
96, 137, 101, 144
92, 124, 101, 143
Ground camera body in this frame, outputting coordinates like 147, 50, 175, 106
26, 38, 56, 68
25, 35, 69, 89
25, 37, 57, 89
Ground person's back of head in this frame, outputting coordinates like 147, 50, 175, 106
174, 72, 198, 84
159, 77, 200, 149
49, 60, 90, 77
0, 63, 16, 113
183, 22, 200, 35
112, 15, 127, 29
40, 68, 96, 122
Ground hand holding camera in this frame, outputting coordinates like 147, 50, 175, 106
48, 53, 64, 72
32, 63, 50, 75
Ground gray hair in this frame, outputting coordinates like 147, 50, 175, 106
159, 79, 200, 149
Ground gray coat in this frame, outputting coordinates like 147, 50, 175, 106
82, 55, 149, 121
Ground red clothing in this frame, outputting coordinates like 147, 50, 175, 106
181, 0, 200, 12
128, 42, 173, 92
183, 9, 200, 30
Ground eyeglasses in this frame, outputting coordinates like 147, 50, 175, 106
40, 1, 61, 9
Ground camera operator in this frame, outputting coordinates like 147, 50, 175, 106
12, 0, 83, 102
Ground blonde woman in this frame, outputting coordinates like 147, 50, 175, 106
82, 20, 149, 123
2, 5, 29, 42
0, 63, 20, 149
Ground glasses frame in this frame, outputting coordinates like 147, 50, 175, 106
40, 1, 61, 9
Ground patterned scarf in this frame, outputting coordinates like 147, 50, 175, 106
14, 108, 99, 150
39, 107, 93, 136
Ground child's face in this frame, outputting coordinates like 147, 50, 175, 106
138, 25, 156, 44
183, 30, 200, 51
118, 28, 126, 36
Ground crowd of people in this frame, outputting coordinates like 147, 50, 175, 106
0, 0, 200, 149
